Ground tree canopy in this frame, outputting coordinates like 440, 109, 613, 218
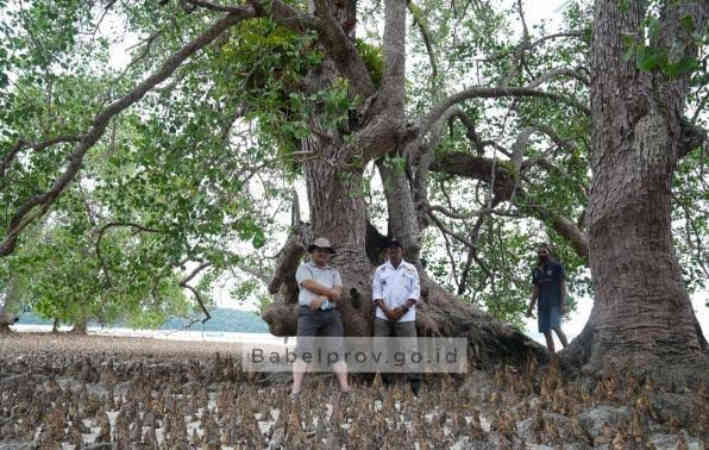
0, 0, 706, 359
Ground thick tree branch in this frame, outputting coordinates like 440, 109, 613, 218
1, 136, 83, 181
430, 152, 517, 200
430, 151, 590, 261
0, 12, 249, 257
525, 67, 590, 89
529, 205, 589, 261
679, 119, 707, 159
479, 31, 585, 63
312, 0, 375, 98
408, 105, 461, 232
347, 116, 417, 165
449, 109, 485, 154
521, 156, 589, 201
527, 31, 586, 50
260, 0, 323, 32
185, 0, 245, 13
419, 87, 590, 139
380, 0, 408, 115
268, 223, 311, 296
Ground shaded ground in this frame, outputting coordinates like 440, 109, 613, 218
1, 333, 708, 449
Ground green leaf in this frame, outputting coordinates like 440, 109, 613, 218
679, 15, 695, 33
636, 46, 665, 72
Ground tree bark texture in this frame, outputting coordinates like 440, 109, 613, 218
577, 0, 708, 372
0, 279, 20, 334
70, 319, 89, 335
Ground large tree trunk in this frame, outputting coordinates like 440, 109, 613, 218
566, 0, 708, 376
0, 278, 21, 334
263, 0, 548, 368
262, 154, 548, 366
0, 312, 15, 334
262, 117, 547, 368
70, 318, 88, 335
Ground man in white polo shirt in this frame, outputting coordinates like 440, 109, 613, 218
291, 237, 351, 398
372, 239, 422, 395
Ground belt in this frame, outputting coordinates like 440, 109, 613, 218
299, 304, 337, 311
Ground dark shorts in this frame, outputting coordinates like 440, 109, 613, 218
538, 304, 561, 333
295, 306, 345, 364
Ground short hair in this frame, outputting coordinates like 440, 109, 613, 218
386, 239, 403, 249
537, 242, 552, 251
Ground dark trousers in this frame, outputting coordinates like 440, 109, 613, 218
373, 318, 422, 389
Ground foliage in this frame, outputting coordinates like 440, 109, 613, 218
0, 0, 706, 331
354, 39, 384, 87
0, 1, 293, 327
4, 186, 194, 328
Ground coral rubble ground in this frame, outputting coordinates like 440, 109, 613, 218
0, 334, 707, 449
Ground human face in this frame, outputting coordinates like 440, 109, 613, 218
537, 247, 550, 262
311, 247, 332, 267
388, 246, 403, 266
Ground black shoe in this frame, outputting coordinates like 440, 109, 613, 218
410, 381, 420, 397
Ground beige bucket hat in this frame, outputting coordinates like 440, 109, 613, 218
308, 237, 335, 254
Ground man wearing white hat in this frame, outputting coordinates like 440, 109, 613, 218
291, 237, 351, 398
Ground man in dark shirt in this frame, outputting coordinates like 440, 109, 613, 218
526, 243, 568, 352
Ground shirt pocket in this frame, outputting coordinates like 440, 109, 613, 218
379, 273, 393, 291
402, 270, 417, 289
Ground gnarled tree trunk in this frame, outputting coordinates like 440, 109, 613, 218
262, 154, 547, 366
262, 0, 550, 368
564, 0, 709, 376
